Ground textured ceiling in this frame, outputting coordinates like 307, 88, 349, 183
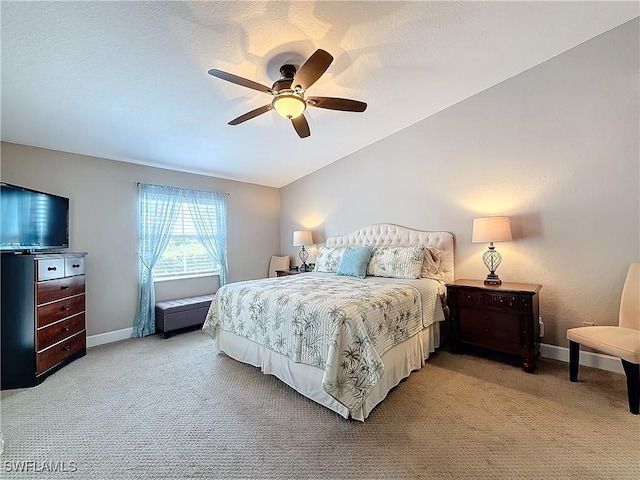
2, 1, 638, 188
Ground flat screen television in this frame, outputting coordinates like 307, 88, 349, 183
0, 183, 69, 253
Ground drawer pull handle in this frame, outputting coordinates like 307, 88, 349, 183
61, 306, 70, 311
62, 345, 71, 352
72, 264, 80, 268
466, 295, 471, 300
60, 285, 69, 290
63, 326, 70, 332
47, 266, 57, 271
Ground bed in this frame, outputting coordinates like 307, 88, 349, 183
202, 224, 454, 421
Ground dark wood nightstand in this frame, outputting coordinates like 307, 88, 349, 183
446, 279, 542, 373
275, 269, 304, 277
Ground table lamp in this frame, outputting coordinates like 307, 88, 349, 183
472, 216, 512, 285
293, 230, 313, 271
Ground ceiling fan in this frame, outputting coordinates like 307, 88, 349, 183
208, 49, 367, 138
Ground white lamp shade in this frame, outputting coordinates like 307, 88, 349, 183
472, 216, 512, 243
293, 230, 313, 247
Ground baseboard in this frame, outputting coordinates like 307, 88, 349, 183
85, 330, 624, 374
87, 327, 133, 348
540, 343, 623, 374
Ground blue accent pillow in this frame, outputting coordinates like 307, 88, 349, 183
336, 246, 373, 279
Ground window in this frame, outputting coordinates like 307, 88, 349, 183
134, 183, 227, 337
152, 202, 220, 280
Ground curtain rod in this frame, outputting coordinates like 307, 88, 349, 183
133, 181, 230, 196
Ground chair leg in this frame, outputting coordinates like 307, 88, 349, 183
621, 360, 640, 415
569, 341, 580, 382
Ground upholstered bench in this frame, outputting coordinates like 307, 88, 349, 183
155, 294, 214, 339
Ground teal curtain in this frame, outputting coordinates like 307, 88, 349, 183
132, 184, 229, 337
186, 189, 228, 286
131, 184, 182, 337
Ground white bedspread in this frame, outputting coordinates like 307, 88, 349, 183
203, 273, 444, 411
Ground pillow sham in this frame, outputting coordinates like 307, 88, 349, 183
421, 246, 445, 280
367, 245, 425, 279
336, 246, 373, 279
314, 247, 347, 273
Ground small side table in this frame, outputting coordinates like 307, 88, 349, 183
276, 269, 306, 277
447, 279, 542, 373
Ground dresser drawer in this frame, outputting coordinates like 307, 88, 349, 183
36, 294, 85, 328
459, 308, 521, 354
36, 258, 65, 281
36, 275, 85, 305
36, 331, 85, 375
65, 257, 85, 276
36, 313, 85, 352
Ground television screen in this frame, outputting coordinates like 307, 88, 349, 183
0, 183, 69, 252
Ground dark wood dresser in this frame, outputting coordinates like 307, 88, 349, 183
1, 252, 87, 389
447, 279, 542, 373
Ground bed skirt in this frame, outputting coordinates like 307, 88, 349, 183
213, 323, 441, 421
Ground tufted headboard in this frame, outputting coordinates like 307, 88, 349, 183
325, 224, 454, 283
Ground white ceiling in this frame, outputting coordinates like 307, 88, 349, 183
2, 2, 638, 188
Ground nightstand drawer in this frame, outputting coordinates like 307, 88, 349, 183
460, 309, 521, 354
484, 293, 522, 311
453, 290, 527, 312
455, 290, 485, 307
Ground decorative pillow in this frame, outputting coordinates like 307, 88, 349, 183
314, 247, 347, 273
367, 245, 425, 279
430, 247, 447, 277
336, 246, 373, 279
421, 246, 445, 280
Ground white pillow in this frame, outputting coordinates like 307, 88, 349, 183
367, 245, 425, 279
314, 247, 347, 273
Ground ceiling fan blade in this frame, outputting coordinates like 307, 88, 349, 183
291, 114, 310, 138
307, 96, 367, 112
208, 69, 273, 95
292, 49, 333, 91
228, 104, 273, 125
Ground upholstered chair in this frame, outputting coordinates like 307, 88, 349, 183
268, 255, 290, 278
567, 263, 640, 414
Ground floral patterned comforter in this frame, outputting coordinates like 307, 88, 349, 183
202, 273, 444, 411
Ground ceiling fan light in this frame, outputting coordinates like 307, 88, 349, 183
272, 94, 306, 119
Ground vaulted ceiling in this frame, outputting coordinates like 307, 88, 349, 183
2, 2, 637, 187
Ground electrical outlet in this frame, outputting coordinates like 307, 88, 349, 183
582, 321, 594, 327
539, 316, 544, 338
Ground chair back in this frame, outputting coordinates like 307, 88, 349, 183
268, 255, 290, 278
619, 263, 640, 330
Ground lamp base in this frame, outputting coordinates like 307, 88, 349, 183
484, 273, 502, 286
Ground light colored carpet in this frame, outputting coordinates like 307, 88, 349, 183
1, 330, 638, 479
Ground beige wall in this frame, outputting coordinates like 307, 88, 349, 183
280, 19, 640, 347
0, 143, 280, 336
